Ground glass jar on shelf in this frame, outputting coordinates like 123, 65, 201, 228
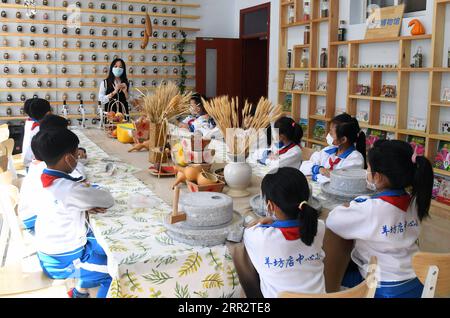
304, 25, 310, 45
300, 49, 309, 68
320, 48, 328, 68
338, 20, 347, 41
321, 0, 329, 18
288, 4, 295, 24
338, 50, 346, 68
303, 0, 311, 21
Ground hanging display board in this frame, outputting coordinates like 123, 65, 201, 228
364, 4, 404, 40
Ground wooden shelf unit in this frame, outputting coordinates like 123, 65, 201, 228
278, 0, 450, 212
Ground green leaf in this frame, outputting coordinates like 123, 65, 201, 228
202, 273, 224, 289
175, 282, 191, 298
178, 252, 202, 277
193, 291, 209, 298
119, 252, 148, 265
153, 255, 177, 268
206, 249, 223, 271
123, 270, 143, 293
155, 233, 174, 246
142, 269, 173, 285
220, 291, 236, 298
110, 279, 122, 298
226, 266, 239, 289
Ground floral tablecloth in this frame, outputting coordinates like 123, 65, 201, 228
72, 128, 241, 298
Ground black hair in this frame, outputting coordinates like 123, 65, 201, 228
331, 113, 367, 169
368, 140, 434, 221
24, 98, 35, 118
190, 93, 206, 114
261, 168, 319, 246
29, 98, 51, 121
31, 129, 79, 166
105, 58, 129, 93
40, 114, 69, 131
274, 117, 303, 145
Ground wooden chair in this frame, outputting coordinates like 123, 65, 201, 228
0, 184, 70, 297
279, 256, 378, 298
412, 252, 450, 298
301, 147, 315, 162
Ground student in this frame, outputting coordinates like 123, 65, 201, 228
256, 117, 303, 170
244, 168, 326, 298
22, 98, 51, 168
178, 94, 215, 136
300, 113, 366, 183
326, 140, 434, 298
18, 115, 87, 233
31, 128, 114, 298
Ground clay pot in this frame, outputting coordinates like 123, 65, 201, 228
178, 165, 202, 182
197, 171, 218, 186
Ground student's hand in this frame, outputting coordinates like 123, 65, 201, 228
268, 153, 277, 160
319, 168, 331, 177
113, 83, 121, 95
246, 216, 274, 228
119, 83, 127, 92
88, 207, 107, 214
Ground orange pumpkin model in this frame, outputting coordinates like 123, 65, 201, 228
408, 19, 425, 36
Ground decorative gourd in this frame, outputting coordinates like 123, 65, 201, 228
408, 19, 425, 36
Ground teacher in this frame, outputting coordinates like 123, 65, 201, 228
98, 58, 134, 115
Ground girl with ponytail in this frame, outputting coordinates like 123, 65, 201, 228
254, 116, 304, 170
300, 113, 366, 183
243, 167, 325, 298
326, 139, 434, 298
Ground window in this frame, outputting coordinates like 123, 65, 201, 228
350, 0, 427, 25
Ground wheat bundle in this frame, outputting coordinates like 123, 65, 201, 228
202, 96, 282, 156
137, 81, 192, 124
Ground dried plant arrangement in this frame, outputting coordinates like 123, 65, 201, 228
202, 96, 282, 157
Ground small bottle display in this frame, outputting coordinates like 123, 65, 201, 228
288, 4, 295, 24
447, 48, 450, 68
338, 50, 346, 68
321, 0, 329, 18
413, 46, 423, 68
300, 49, 309, 68
303, 0, 311, 21
304, 25, 310, 45
320, 48, 328, 68
338, 20, 346, 41
287, 49, 292, 68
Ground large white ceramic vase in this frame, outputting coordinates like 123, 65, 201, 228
224, 154, 252, 198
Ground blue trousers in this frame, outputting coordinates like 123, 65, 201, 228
342, 261, 424, 298
37, 232, 112, 298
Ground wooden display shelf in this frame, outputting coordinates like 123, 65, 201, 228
280, 67, 310, 71
359, 122, 397, 133
308, 91, 327, 96
349, 95, 398, 103
431, 101, 450, 107
348, 68, 399, 72
396, 129, 428, 137
281, 20, 311, 28
0, 111, 144, 121
431, 200, 450, 213
399, 68, 433, 72
330, 34, 432, 46
309, 114, 331, 121
2, 61, 194, 67
0, 101, 97, 107
433, 67, 450, 72
0, 46, 195, 55
305, 138, 327, 146
0, 4, 201, 19
91, 0, 200, 8
434, 168, 450, 178
0, 18, 200, 32
311, 17, 329, 23
0, 86, 195, 93
0, 74, 195, 79
0, 32, 196, 43
429, 134, 450, 142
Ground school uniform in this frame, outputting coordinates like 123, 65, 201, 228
18, 161, 87, 232
326, 189, 424, 298
22, 118, 39, 168
35, 168, 114, 298
244, 219, 326, 298
300, 145, 364, 183
181, 114, 215, 136
257, 142, 303, 170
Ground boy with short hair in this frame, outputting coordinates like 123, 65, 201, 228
31, 128, 114, 298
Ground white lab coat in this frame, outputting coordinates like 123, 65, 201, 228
252, 143, 303, 170
22, 121, 39, 168
326, 190, 420, 282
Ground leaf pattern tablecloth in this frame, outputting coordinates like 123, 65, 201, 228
72, 128, 242, 298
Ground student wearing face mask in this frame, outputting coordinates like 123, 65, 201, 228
31, 128, 115, 298
99, 58, 135, 115
178, 94, 215, 136
300, 113, 366, 183
252, 117, 303, 170
242, 168, 325, 298
326, 140, 433, 298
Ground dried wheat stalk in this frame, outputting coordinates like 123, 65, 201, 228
137, 81, 192, 124
202, 96, 282, 156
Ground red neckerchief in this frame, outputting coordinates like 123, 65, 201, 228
41, 174, 61, 188
31, 122, 40, 131
278, 227, 301, 241
378, 195, 412, 212
328, 157, 342, 170
277, 143, 298, 155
